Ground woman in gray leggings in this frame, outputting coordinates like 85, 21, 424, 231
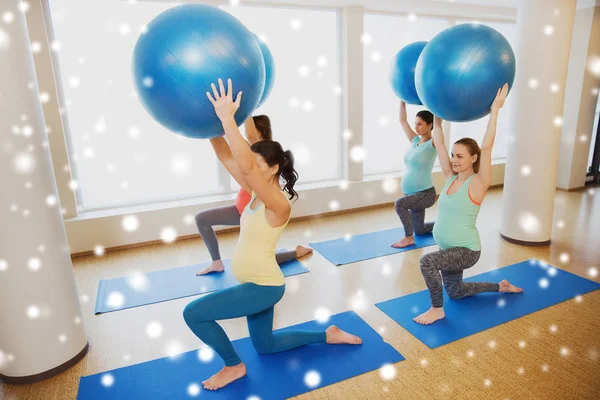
391, 101, 438, 249
414, 85, 522, 325
195, 116, 312, 275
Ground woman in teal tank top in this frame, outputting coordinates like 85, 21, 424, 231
391, 101, 439, 248
413, 84, 523, 325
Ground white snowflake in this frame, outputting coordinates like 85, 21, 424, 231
31, 41, 42, 53
122, 215, 140, 232
146, 321, 163, 338
328, 200, 340, 211
379, 364, 396, 380
198, 347, 214, 363
187, 383, 201, 397
14, 153, 35, 173
527, 78, 539, 89
127, 272, 149, 291
101, 373, 115, 387
350, 146, 366, 162
27, 305, 40, 319
2, 11, 15, 23
553, 116, 563, 127
27, 257, 42, 271
518, 212, 541, 234
314, 307, 331, 323
107, 291, 125, 308
160, 227, 177, 243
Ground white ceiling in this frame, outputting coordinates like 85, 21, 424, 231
149, 0, 518, 20
430, 0, 517, 7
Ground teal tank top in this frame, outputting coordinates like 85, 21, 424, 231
401, 136, 437, 195
433, 174, 481, 251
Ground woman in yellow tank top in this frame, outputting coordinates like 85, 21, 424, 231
183, 79, 362, 391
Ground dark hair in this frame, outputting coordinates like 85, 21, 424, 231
454, 138, 481, 173
252, 115, 272, 141
416, 110, 434, 129
250, 140, 298, 201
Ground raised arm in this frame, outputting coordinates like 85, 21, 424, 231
207, 79, 290, 220
433, 116, 453, 178
209, 136, 251, 194
472, 84, 509, 198
244, 116, 262, 144
399, 101, 417, 142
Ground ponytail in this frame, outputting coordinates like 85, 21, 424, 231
250, 140, 299, 201
281, 150, 298, 201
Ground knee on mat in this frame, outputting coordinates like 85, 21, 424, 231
252, 338, 274, 355
446, 287, 465, 301
413, 226, 427, 236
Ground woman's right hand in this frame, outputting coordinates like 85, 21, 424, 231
206, 78, 242, 123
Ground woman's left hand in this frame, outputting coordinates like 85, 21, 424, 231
206, 78, 242, 122
491, 83, 509, 112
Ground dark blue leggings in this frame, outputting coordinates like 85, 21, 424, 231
183, 283, 326, 366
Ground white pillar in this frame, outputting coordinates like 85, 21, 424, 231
341, 6, 364, 182
501, 0, 577, 244
0, 0, 88, 383
557, 2, 600, 190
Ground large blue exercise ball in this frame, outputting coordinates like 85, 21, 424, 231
132, 4, 266, 139
415, 23, 516, 122
254, 34, 276, 108
389, 41, 427, 105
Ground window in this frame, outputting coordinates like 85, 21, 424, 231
48, 1, 341, 210
223, 5, 342, 186
363, 13, 448, 176
449, 21, 518, 159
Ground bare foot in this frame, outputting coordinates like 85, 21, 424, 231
196, 260, 225, 276
391, 236, 415, 248
296, 245, 313, 258
413, 307, 445, 325
325, 325, 362, 345
499, 279, 523, 293
202, 363, 246, 390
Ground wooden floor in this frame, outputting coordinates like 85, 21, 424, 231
1, 187, 599, 399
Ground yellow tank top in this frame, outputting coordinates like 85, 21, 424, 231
231, 191, 291, 286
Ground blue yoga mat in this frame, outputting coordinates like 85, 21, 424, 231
95, 257, 308, 314
77, 311, 404, 400
376, 259, 600, 349
310, 228, 436, 265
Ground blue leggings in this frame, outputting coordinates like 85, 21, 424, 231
183, 283, 326, 366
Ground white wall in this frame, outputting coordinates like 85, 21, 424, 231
557, 3, 600, 189
25, 1, 516, 254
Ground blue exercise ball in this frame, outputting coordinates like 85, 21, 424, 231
254, 34, 276, 108
132, 4, 266, 139
415, 23, 516, 122
389, 41, 427, 105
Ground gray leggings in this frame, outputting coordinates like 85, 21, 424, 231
420, 247, 499, 308
394, 187, 436, 236
195, 205, 296, 264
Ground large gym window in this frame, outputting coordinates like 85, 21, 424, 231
362, 13, 448, 176
48, 1, 341, 210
